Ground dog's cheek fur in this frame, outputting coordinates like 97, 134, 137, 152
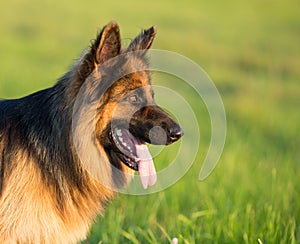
95, 100, 135, 185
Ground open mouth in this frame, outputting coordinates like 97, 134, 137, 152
110, 127, 157, 189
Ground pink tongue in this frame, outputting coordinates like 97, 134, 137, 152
136, 144, 157, 189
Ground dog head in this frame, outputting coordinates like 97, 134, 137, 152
74, 22, 183, 189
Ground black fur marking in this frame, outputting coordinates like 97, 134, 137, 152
0, 83, 85, 201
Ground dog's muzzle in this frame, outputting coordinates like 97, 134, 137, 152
129, 105, 184, 146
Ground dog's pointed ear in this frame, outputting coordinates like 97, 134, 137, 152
127, 26, 156, 52
93, 22, 121, 64
78, 22, 121, 80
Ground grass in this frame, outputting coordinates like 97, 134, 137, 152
0, 0, 299, 243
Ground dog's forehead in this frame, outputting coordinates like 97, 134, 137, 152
127, 55, 151, 83
108, 68, 152, 99
105, 53, 153, 98
126, 54, 149, 71
130, 70, 151, 86
117, 70, 151, 90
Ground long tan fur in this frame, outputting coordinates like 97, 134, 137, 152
0, 22, 183, 243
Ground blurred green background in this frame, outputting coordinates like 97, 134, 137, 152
1, 0, 299, 243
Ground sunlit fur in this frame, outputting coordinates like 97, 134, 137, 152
0, 22, 157, 244
0, 22, 183, 243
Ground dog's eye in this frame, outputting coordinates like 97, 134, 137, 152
128, 95, 139, 104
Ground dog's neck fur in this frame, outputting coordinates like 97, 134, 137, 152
0, 22, 157, 243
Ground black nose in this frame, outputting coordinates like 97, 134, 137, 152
168, 125, 184, 144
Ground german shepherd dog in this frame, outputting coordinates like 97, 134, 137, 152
0, 22, 183, 243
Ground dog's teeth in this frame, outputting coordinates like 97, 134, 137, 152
119, 136, 123, 142
134, 156, 140, 162
127, 146, 132, 152
116, 129, 122, 136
